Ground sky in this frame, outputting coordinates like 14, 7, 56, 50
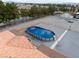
2, 0, 79, 3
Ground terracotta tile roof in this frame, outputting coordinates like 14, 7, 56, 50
0, 31, 48, 58
0, 31, 16, 45
0, 46, 48, 58
7, 36, 34, 49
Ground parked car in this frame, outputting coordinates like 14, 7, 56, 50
73, 12, 79, 19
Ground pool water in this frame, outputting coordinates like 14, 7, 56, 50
25, 26, 55, 40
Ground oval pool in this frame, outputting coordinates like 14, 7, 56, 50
25, 26, 55, 41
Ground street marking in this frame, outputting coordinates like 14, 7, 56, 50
50, 30, 68, 49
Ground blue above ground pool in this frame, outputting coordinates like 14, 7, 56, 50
25, 26, 55, 41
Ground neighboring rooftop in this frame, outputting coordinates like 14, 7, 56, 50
0, 31, 48, 58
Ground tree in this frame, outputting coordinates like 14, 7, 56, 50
41, 7, 49, 15
5, 3, 19, 23
0, 1, 19, 24
30, 5, 39, 17
48, 5, 57, 14
20, 9, 31, 17
0, 1, 5, 23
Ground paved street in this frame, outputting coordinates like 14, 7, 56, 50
55, 31, 79, 58
1, 15, 79, 32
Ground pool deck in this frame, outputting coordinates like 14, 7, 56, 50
1, 15, 79, 58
